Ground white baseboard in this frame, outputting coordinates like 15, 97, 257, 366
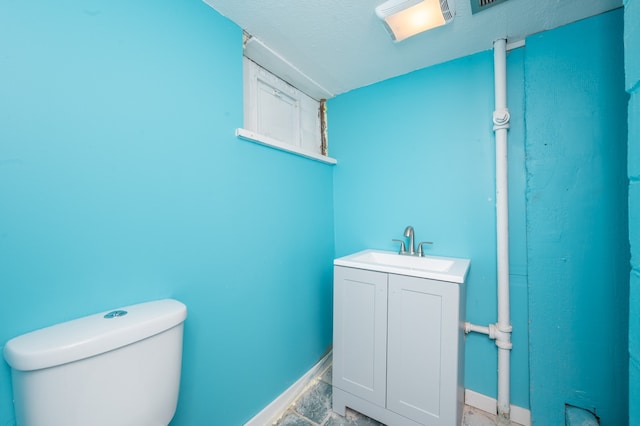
464, 389, 531, 426
244, 351, 332, 426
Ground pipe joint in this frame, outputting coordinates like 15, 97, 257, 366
496, 322, 512, 333
465, 322, 513, 349
490, 323, 513, 350
496, 340, 513, 350
493, 108, 511, 131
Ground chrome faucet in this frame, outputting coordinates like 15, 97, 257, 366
404, 226, 416, 255
392, 225, 433, 257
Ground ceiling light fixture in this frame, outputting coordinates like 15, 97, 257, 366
375, 0, 455, 42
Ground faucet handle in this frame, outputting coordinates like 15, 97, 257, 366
417, 241, 433, 257
392, 239, 407, 254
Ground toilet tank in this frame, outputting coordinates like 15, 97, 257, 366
3, 299, 187, 426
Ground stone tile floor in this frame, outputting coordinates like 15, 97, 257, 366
273, 363, 522, 426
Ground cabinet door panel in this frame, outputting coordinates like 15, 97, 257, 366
333, 267, 387, 407
387, 274, 460, 426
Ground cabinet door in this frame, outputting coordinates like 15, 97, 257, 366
333, 266, 388, 407
386, 274, 460, 426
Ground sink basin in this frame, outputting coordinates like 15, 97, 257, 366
350, 250, 455, 272
334, 249, 470, 283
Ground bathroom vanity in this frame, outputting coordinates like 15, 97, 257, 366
332, 250, 470, 426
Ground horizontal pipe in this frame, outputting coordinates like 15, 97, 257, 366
464, 322, 491, 336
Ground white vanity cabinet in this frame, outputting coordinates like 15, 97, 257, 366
332, 264, 467, 426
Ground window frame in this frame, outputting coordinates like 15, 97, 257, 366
238, 56, 336, 165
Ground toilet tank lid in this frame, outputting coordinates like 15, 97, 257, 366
3, 299, 187, 372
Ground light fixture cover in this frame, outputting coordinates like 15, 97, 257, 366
375, 0, 455, 42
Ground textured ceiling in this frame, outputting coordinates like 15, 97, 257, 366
204, 0, 621, 98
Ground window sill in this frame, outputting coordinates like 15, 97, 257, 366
236, 128, 337, 165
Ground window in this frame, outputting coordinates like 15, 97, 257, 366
237, 56, 335, 165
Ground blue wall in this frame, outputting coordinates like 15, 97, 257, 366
525, 10, 629, 425
0, 1, 335, 425
625, 0, 640, 424
330, 9, 628, 422
330, 47, 531, 408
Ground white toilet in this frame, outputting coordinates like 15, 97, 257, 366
3, 298, 187, 426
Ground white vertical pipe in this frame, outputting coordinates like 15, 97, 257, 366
493, 38, 512, 423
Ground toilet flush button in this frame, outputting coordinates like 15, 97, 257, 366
104, 310, 128, 319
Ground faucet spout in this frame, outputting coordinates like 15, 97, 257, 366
403, 226, 415, 255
